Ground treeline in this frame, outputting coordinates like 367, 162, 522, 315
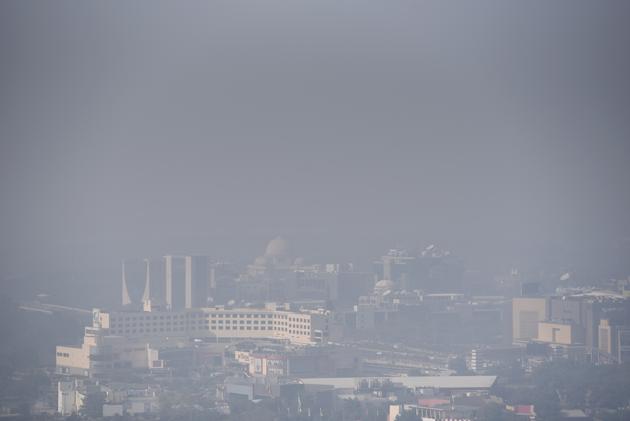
494, 361, 630, 420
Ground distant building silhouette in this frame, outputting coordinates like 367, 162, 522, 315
164, 255, 211, 310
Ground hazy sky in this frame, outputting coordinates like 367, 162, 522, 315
2, 1, 630, 285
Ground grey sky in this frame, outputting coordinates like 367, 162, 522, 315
1, 0, 630, 284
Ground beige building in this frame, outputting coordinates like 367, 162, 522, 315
512, 297, 548, 343
57, 305, 330, 377
599, 319, 614, 356
56, 318, 162, 377
537, 321, 583, 345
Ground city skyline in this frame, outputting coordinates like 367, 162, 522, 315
2, 1, 630, 419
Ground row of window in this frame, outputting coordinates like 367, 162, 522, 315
110, 325, 311, 335
111, 320, 309, 328
110, 312, 310, 323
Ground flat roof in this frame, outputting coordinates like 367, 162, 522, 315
299, 375, 497, 390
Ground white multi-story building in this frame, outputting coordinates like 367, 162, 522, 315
101, 303, 328, 345
57, 380, 85, 415
56, 305, 330, 377
56, 312, 163, 377
164, 255, 212, 310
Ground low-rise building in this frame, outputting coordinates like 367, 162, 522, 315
57, 380, 85, 415
56, 322, 162, 377
537, 321, 584, 346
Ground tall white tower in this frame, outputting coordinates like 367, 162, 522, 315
122, 258, 150, 307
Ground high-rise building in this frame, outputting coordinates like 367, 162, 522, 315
549, 293, 630, 355
164, 255, 211, 310
190, 255, 210, 308
164, 255, 191, 311
147, 257, 165, 306
210, 262, 237, 305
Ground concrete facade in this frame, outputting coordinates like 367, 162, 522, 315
512, 297, 548, 343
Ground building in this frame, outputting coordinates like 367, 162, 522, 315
467, 346, 524, 372
56, 304, 332, 376
598, 319, 630, 363
549, 292, 630, 356
164, 255, 191, 310
534, 321, 587, 360
190, 255, 211, 307
57, 380, 85, 415
388, 404, 459, 421
56, 310, 162, 377
300, 375, 497, 393
537, 321, 584, 346
210, 262, 238, 304
373, 246, 464, 293
164, 255, 212, 310
512, 297, 548, 344
336, 271, 375, 309
236, 346, 361, 379
122, 259, 150, 307
101, 303, 329, 345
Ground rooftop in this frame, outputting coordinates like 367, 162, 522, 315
299, 375, 497, 390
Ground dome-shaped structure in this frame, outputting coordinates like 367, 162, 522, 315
265, 236, 287, 257
374, 279, 395, 294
